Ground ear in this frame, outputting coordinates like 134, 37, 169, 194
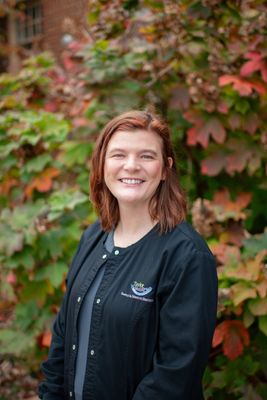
162, 157, 173, 180
167, 157, 173, 168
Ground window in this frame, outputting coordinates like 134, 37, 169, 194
16, 0, 43, 48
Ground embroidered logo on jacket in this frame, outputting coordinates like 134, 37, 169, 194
131, 281, 152, 296
121, 281, 154, 303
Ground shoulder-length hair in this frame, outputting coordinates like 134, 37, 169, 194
90, 110, 187, 233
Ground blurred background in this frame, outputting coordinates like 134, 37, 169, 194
0, 0, 267, 399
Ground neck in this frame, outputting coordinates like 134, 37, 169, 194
114, 204, 157, 247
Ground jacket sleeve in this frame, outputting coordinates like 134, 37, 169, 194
132, 249, 218, 400
38, 231, 86, 400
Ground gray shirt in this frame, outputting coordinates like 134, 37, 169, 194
74, 231, 114, 400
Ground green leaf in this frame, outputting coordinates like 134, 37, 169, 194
35, 261, 68, 288
48, 189, 88, 220
7, 247, 35, 270
59, 141, 93, 167
259, 316, 267, 336
231, 282, 257, 306
0, 140, 20, 157
210, 371, 227, 389
243, 233, 267, 258
38, 229, 64, 259
20, 280, 48, 304
24, 153, 53, 172
0, 329, 35, 356
0, 225, 24, 256
234, 99, 250, 114
0, 153, 17, 172
243, 307, 255, 328
248, 298, 267, 316
15, 300, 39, 330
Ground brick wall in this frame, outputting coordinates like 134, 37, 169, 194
42, 0, 88, 58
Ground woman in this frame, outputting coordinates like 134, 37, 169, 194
39, 110, 218, 400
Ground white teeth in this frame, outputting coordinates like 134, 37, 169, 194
121, 179, 143, 184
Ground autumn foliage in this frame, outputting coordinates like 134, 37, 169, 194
0, 0, 267, 399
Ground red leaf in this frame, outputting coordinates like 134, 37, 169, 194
213, 189, 252, 212
240, 51, 267, 83
228, 114, 242, 130
212, 320, 250, 360
250, 80, 267, 95
226, 150, 251, 175
219, 75, 252, 96
219, 75, 267, 96
6, 271, 16, 284
183, 110, 200, 124
0, 177, 18, 195
261, 63, 267, 82
210, 243, 241, 265
240, 59, 262, 77
244, 113, 260, 135
213, 188, 230, 207
201, 153, 226, 176
187, 118, 226, 148
212, 321, 225, 347
47, 70, 66, 84
236, 192, 252, 209
73, 118, 89, 127
41, 331, 52, 348
62, 54, 76, 72
202, 118, 226, 144
187, 124, 203, 146
44, 101, 59, 113
68, 40, 84, 51
216, 100, 229, 114
25, 168, 60, 198
244, 52, 262, 62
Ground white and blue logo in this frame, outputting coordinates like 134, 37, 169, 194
130, 281, 152, 296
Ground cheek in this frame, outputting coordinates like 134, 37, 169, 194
104, 160, 118, 180
150, 163, 164, 180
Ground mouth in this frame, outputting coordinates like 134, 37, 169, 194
119, 178, 145, 185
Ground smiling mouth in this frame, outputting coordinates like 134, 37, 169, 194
119, 178, 145, 184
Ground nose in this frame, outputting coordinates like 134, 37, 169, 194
123, 155, 140, 171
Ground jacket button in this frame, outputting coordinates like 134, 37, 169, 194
90, 349, 95, 356
102, 254, 107, 259
96, 298, 101, 304
114, 250, 119, 255
77, 296, 81, 303
69, 391, 73, 397
72, 344, 76, 350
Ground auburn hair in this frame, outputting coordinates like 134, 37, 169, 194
90, 110, 187, 233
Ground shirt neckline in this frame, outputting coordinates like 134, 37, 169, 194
102, 223, 160, 255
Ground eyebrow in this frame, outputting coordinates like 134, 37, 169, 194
107, 148, 159, 156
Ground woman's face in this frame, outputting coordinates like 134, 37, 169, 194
104, 129, 168, 210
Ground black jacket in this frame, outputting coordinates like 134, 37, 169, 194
39, 221, 218, 400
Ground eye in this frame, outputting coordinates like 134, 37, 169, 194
112, 153, 124, 159
141, 154, 154, 160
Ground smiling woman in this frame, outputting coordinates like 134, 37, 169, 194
104, 129, 169, 211
39, 110, 218, 400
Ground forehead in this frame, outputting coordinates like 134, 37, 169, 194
106, 129, 163, 151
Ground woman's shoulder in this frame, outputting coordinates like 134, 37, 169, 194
164, 220, 214, 258
81, 219, 105, 243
